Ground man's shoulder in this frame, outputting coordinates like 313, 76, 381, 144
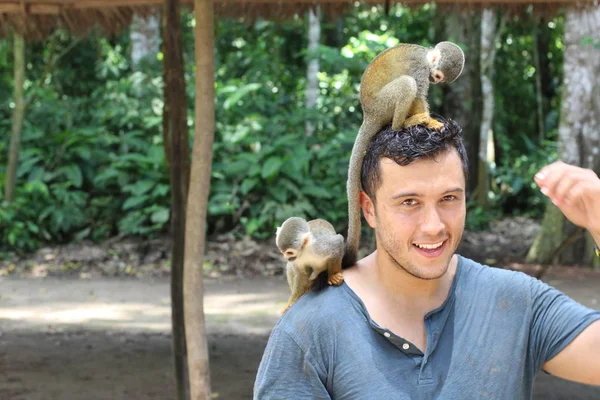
274, 283, 358, 340
457, 255, 537, 296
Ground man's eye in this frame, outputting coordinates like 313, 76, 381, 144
402, 199, 418, 206
442, 195, 457, 202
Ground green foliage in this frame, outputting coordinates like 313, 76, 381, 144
0, 182, 52, 252
494, 14, 564, 150
0, 5, 573, 254
207, 4, 442, 238
492, 137, 557, 218
466, 201, 502, 231
0, 34, 168, 253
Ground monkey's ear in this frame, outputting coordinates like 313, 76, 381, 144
427, 49, 440, 65
301, 232, 312, 247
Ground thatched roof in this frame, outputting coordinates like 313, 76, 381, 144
1, 0, 598, 41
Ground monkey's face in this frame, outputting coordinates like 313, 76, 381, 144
427, 49, 445, 84
434, 41, 465, 83
429, 69, 445, 84
276, 217, 310, 261
281, 232, 312, 261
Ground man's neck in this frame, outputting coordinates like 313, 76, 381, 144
347, 252, 458, 315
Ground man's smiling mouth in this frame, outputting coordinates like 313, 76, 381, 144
413, 241, 444, 249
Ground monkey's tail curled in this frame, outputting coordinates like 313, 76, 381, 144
342, 249, 357, 269
343, 121, 372, 269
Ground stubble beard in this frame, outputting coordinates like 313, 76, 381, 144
376, 220, 464, 281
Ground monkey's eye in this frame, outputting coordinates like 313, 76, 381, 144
285, 250, 295, 257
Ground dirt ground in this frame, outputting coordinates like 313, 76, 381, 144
1, 267, 599, 400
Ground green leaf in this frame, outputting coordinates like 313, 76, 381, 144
261, 156, 283, 179
58, 165, 83, 187
267, 185, 288, 203
123, 195, 149, 210
240, 178, 259, 195
223, 83, 262, 110
26, 221, 40, 233
245, 218, 260, 235
222, 160, 251, 176
303, 185, 332, 199
74, 227, 91, 241
28, 166, 46, 181
151, 208, 170, 224
512, 177, 525, 194
8, 231, 16, 246
126, 180, 155, 196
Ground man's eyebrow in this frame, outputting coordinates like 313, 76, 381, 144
391, 187, 464, 200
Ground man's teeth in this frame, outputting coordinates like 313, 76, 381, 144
415, 241, 444, 249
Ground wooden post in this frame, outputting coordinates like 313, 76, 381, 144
164, 0, 188, 399
184, 0, 214, 398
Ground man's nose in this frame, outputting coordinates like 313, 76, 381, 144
420, 206, 445, 235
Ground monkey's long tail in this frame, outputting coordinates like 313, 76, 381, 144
342, 122, 373, 268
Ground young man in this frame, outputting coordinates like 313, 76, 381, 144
254, 120, 600, 399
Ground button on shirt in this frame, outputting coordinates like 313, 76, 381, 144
254, 256, 600, 399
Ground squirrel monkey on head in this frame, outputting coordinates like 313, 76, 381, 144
276, 217, 345, 313
343, 42, 465, 268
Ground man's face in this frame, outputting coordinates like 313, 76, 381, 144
364, 148, 466, 280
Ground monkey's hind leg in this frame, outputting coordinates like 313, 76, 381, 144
327, 258, 344, 286
404, 113, 444, 129
380, 76, 418, 130
402, 98, 444, 130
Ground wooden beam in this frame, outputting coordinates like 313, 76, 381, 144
31, 4, 61, 13
0, 3, 60, 14
0, 4, 19, 12
0, 0, 597, 15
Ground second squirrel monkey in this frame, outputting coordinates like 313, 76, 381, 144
276, 217, 345, 313
343, 42, 465, 268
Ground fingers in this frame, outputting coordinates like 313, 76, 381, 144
535, 162, 582, 204
535, 161, 599, 206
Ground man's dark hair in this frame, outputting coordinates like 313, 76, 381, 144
361, 119, 469, 200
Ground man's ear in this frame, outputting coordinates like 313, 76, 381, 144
360, 191, 376, 228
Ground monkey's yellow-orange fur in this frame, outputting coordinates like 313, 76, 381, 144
276, 217, 345, 313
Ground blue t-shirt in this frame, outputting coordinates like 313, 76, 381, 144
254, 255, 600, 399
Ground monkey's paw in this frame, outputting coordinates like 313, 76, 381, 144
328, 272, 344, 286
426, 118, 444, 130
281, 304, 292, 314
402, 113, 430, 128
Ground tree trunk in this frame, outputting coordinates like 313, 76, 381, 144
532, 17, 545, 143
162, 9, 191, 203
305, 6, 321, 137
477, 9, 504, 209
442, 9, 482, 195
161, 12, 172, 179
164, 0, 189, 398
5, 32, 25, 203
526, 201, 564, 264
130, 10, 160, 69
184, 0, 214, 398
527, 7, 600, 266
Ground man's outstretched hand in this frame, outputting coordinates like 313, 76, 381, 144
534, 161, 600, 238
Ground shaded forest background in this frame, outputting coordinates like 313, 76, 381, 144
0, 4, 596, 268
